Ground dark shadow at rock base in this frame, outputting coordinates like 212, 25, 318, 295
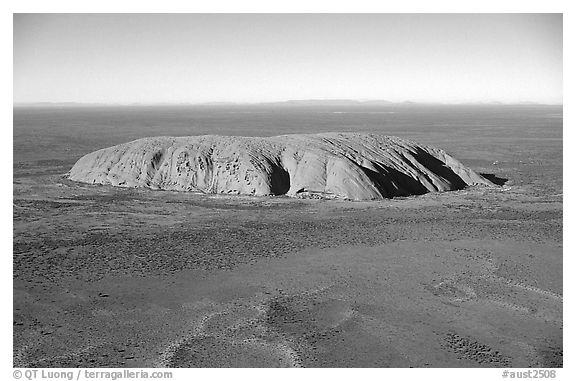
480, 173, 508, 186
359, 163, 429, 198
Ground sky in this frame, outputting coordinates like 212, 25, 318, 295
13, 13, 562, 104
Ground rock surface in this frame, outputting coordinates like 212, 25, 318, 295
68, 133, 493, 200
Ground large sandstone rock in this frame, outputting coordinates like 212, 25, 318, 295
68, 133, 493, 200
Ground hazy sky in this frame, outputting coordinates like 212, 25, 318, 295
13, 13, 562, 104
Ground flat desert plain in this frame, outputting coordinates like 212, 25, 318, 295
13, 105, 562, 367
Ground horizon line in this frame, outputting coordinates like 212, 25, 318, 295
13, 99, 564, 107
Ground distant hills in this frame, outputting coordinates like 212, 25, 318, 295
13, 100, 562, 108
265, 99, 395, 106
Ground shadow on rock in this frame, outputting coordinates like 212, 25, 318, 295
480, 173, 508, 186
